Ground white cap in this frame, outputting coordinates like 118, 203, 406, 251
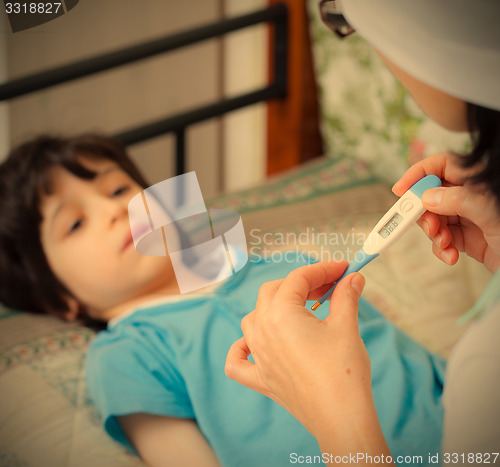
340, 0, 500, 111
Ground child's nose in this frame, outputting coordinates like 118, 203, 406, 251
97, 196, 128, 225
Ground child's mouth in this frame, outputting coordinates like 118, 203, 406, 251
123, 225, 151, 251
122, 233, 134, 251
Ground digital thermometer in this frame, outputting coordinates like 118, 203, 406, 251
311, 175, 442, 311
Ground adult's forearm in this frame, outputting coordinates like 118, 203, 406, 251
314, 401, 395, 466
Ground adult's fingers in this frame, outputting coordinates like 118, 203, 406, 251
225, 337, 263, 393
273, 261, 348, 308
255, 279, 283, 311
306, 282, 347, 301
240, 312, 254, 345
431, 241, 459, 266
327, 273, 365, 334
392, 152, 480, 197
418, 211, 440, 238
422, 185, 499, 234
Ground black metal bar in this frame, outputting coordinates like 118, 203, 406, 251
175, 128, 186, 177
0, 3, 288, 102
113, 84, 281, 147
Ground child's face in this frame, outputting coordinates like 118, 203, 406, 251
39, 156, 178, 321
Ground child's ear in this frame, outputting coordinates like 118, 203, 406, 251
61, 296, 81, 322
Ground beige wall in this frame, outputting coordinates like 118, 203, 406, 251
223, 0, 266, 192
1, 0, 266, 197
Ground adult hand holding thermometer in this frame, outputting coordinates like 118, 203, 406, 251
311, 175, 442, 311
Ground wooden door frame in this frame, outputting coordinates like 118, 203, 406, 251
266, 0, 323, 175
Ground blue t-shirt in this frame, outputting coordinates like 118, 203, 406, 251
85, 255, 445, 467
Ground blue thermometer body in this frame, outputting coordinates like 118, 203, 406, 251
311, 175, 442, 311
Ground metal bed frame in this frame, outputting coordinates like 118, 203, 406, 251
0, 3, 288, 175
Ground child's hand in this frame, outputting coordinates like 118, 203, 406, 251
225, 261, 376, 440
393, 152, 500, 273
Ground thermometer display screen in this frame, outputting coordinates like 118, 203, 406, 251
379, 213, 404, 238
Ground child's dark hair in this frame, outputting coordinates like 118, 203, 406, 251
0, 134, 149, 323
465, 103, 500, 206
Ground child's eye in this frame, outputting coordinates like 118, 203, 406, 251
111, 186, 130, 197
68, 218, 83, 235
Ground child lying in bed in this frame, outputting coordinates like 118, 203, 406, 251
0, 133, 445, 467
